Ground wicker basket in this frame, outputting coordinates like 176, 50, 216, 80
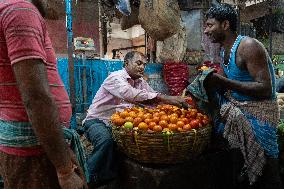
112, 125, 212, 164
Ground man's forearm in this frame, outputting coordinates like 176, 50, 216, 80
212, 73, 271, 98
24, 94, 73, 174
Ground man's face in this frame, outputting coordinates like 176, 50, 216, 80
125, 53, 147, 80
204, 18, 226, 44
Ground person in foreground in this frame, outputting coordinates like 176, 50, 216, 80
0, 0, 86, 188
83, 51, 188, 187
203, 3, 282, 189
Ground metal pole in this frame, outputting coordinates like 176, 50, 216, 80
99, 0, 104, 58
65, 0, 76, 128
269, 6, 273, 58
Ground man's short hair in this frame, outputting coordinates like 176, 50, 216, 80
206, 3, 238, 32
123, 51, 145, 66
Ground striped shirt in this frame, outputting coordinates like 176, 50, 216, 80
0, 0, 72, 155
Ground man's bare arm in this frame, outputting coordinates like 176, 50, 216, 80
207, 38, 272, 99
12, 59, 73, 175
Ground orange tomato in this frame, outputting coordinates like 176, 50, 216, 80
160, 115, 169, 122
153, 112, 160, 118
144, 118, 152, 124
203, 115, 209, 120
125, 116, 134, 123
158, 111, 166, 116
120, 111, 129, 118
176, 120, 185, 128
148, 122, 156, 130
138, 122, 148, 130
112, 118, 125, 126
137, 112, 144, 119
196, 113, 203, 119
191, 109, 198, 113
152, 116, 160, 123
159, 120, 168, 128
153, 125, 163, 132
170, 113, 179, 118
143, 113, 152, 120
133, 117, 143, 127
189, 111, 197, 118
128, 111, 137, 118
180, 117, 189, 124
131, 107, 140, 113
173, 109, 182, 117
183, 124, 191, 131
147, 108, 154, 113
111, 114, 120, 123
169, 116, 178, 124
168, 123, 178, 131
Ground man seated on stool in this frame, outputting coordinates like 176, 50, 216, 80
83, 51, 188, 187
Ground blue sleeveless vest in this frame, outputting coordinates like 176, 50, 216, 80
221, 35, 276, 101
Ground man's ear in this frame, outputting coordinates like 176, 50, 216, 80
222, 20, 230, 31
124, 60, 129, 67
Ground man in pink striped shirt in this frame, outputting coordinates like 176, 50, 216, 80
83, 51, 188, 187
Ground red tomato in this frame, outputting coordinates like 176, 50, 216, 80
190, 119, 200, 129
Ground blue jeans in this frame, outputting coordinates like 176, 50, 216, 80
83, 119, 117, 183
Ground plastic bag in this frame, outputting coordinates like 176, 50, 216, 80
116, 0, 131, 16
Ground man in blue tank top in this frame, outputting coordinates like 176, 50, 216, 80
203, 3, 282, 189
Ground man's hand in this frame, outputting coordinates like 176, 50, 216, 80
69, 149, 88, 189
58, 170, 85, 189
57, 149, 88, 189
157, 94, 189, 109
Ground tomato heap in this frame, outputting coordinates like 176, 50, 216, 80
111, 104, 210, 132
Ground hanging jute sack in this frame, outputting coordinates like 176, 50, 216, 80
121, 6, 140, 30
138, 0, 181, 41
156, 23, 187, 62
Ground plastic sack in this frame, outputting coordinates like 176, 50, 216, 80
116, 0, 131, 16
156, 23, 187, 63
138, 0, 181, 41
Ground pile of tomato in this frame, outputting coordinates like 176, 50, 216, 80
111, 104, 210, 132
